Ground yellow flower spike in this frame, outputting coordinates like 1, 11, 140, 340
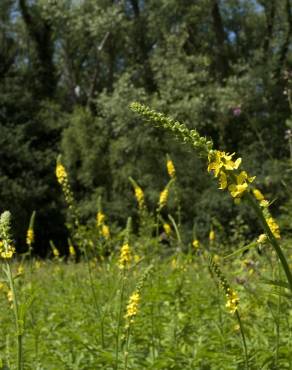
26, 228, 34, 245
118, 243, 132, 269
192, 239, 200, 250
134, 186, 144, 209
96, 212, 105, 227
159, 188, 169, 208
266, 217, 281, 239
225, 288, 239, 314
166, 159, 176, 179
52, 247, 59, 258
208, 151, 242, 178
101, 224, 110, 239
209, 229, 215, 242
163, 223, 171, 235
69, 245, 76, 257
55, 163, 67, 185
124, 291, 140, 322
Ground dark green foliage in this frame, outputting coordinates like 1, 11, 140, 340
0, 0, 291, 252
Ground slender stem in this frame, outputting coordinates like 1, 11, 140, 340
123, 327, 131, 370
5, 262, 22, 370
84, 247, 105, 348
235, 310, 249, 370
115, 270, 126, 370
245, 193, 292, 292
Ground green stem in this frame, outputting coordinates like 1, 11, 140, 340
245, 193, 292, 292
5, 262, 22, 370
84, 247, 105, 348
115, 270, 126, 370
235, 310, 249, 370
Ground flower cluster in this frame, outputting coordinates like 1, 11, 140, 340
208, 150, 255, 201
209, 258, 239, 314
0, 240, 15, 259
55, 159, 74, 208
134, 186, 144, 209
192, 239, 200, 250
124, 291, 140, 324
96, 210, 110, 240
159, 188, 169, 209
118, 243, 132, 269
26, 228, 34, 246
0, 211, 15, 259
163, 223, 171, 236
166, 158, 176, 179
252, 188, 280, 240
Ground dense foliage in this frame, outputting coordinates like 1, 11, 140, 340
0, 0, 291, 253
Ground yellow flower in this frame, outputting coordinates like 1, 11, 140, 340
7, 290, 13, 303
69, 245, 76, 256
208, 151, 241, 177
96, 212, 105, 227
163, 223, 171, 235
52, 246, 59, 257
102, 224, 110, 239
266, 217, 281, 239
192, 239, 199, 250
166, 159, 176, 178
124, 291, 140, 322
209, 229, 215, 242
253, 188, 265, 201
0, 245, 15, 259
159, 188, 168, 208
118, 243, 132, 269
228, 171, 255, 198
225, 288, 239, 314
134, 186, 144, 209
26, 228, 34, 245
56, 163, 67, 185
17, 265, 24, 275
257, 234, 267, 244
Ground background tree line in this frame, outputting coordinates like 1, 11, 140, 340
0, 0, 291, 255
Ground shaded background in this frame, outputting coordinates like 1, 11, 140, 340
0, 0, 291, 254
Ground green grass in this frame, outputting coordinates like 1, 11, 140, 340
1, 250, 291, 370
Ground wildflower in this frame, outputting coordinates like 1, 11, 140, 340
266, 217, 281, 239
134, 254, 141, 263
55, 163, 67, 185
69, 244, 76, 257
159, 188, 168, 208
101, 224, 110, 239
163, 223, 171, 235
257, 234, 267, 244
96, 212, 105, 227
232, 107, 242, 117
192, 239, 199, 250
166, 159, 176, 178
0, 245, 15, 259
209, 229, 215, 242
118, 243, 132, 269
228, 171, 255, 199
52, 246, 59, 257
208, 151, 241, 178
7, 290, 13, 303
124, 291, 140, 324
134, 186, 144, 209
225, 288, 239, 314
26, 228, 34, 245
